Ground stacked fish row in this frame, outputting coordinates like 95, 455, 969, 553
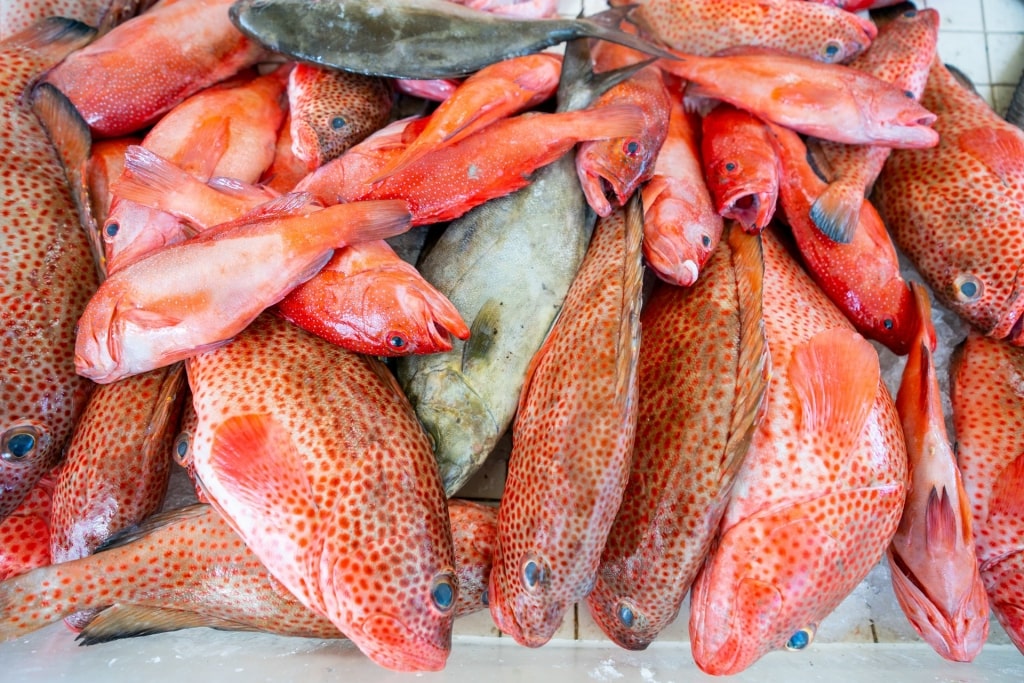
2, 0, 1024, 677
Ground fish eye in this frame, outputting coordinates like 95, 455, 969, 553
883, 318, 894, 330
104, 221, 119, 238
701, 234, 712, 248
724, 161, 738, 173
903, 8, 917, 18
331, 116, 346, 130
172, 432, 191, 465
388, 334, 406, 350
904, 90, 915, 99
822, 41, 842, 62
623, 139, 641, 157
430, 573, 456, 613
616, 600, 639, 629
520, 555, 548, 592
2, 426, 40, 462
952, 274, 983, 303
481, 587, 489, 607
785, 626, 816, 651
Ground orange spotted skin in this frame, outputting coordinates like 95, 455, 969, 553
587, 224, 769, 650
187, 313, 455, 671
490, 197, 644, 647
689, 227, 907, 675
770, 123, 918, 356
49, 364, 186, 565
44, 0, 267, 138
874, 59, 1024, 345
0, 473, 55, 581
619, 0, 876, 64
0, 500, 496, 643
288, 63, 393, 172
0, 0, 154, 40
950, 331, 1024, 654
1, 20, 99, 522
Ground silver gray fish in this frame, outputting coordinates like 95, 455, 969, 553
228, 0, 675, 79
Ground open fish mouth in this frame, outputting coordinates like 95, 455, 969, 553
579, 163, 633, 218
720, 188, 774, 233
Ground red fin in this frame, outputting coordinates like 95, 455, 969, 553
175, 117, 231, 180
788, 328, 879, 452
924, 485, 958, 554
117, 145, 198, 207
957, 127, 1024, 183
574, 103, 646, 141
809, 179, 865, 244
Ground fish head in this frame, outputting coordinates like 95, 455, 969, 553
0, 416, 58, 521
813, 12, 876, 64
641, 176, 723, 286
487, 547, 571, 647
867, 89, 939, 148
848, 273, 920, 357
103, 197, 189, 275
586, 568, 677, 651
705, 155, 779, 235
576, 135, 660, 218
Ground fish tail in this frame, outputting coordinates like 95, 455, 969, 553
809, 179, 865, 244
570, 103, 647, 142
576, 9, 679, 62
328, 199, 413, 246
0, 564, 78, 641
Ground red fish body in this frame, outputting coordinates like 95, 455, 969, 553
874, 59, 1024, 346
640, 83, 722, 286
44, 0, 268, 137
1, 20, 100, 521
188, 313, 456, 671
489, 196, 644, 647
0, 474, 55, 581
288, 63, 393, 171
701, 104, 780, 234
658, 47, 937, 149
770, 123, 918, 355
887, 283, 988, 661
617, 0, 876, 64
688, 226, 907, 675
73, 198, 411, 384
950, 331, 1024, 654
809, 7, 939, 243
587, 224, 769, 650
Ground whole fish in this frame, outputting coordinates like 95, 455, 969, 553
489, 193, 644, 647
575, 41, 670, 217
886, 282, 988, 662
288, 63, 393, 171
188, 313, 455, 671
49, 364, 186, 565
372, 53, 562, 181
228, 0, 677, 79
1, 20, 100, 521
874, 58, 1024, 346
45, 0, 268, 137
640, 78, 722, 286
808, 6, 939, 243
950, 331, 1024, 654
688, 226, 907, 675
769, 122, 918, 356
658, 47, 938, 149
0, 500, 495, 643
395, 38, 630, 496
0, 473, 55, 581
74, 197, 412, 384
617, 0, 876, 64
587, 223, 769, 650
700, 104, 779, 234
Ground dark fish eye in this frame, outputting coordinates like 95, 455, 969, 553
331, 116, 346, 130
785, 626, 815, 651
481, 588, 489, 607
822, 42, 841, 61
388, 335, 406, 349
724, 161, 737, 172
430, 574, 456, 613
617, 602, 635, 628
701, 234, 712, 248
2, 426, 40, 462
883, 318, 894, 330
903, 8, 917, 18
521, 555, 547, 591
904, 90, 915, 99
953, 274, 983, 302
173, 432, 191, 464
623, 139, 640, 157
104, 222, 120, 238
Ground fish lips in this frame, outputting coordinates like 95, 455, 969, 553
717, 185, 777, 234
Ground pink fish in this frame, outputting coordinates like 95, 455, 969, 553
688, 226, 907, 675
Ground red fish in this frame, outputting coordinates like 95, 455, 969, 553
288, 62, 393, 171
299, 104, 645, 226
688, 226, 906, 675
489, 195, 644, 647
769, 122, 918, 355
44, 0, 268, 137
657, 47, 938, 148
575, 42, 671, 217
639, 81, 722, 286
374, 53, 562, 181
809, 7, 939, 243
587, 223, 769, 650
873, 58, 1024, 346
950, 331, 1024, 654
0, 500, 494, 643
617, 0, 876, 64
700, 104, 780, 234
1, 20, 99, 521
886, 282, 988, 662
188, 313, 455, 671
73, 197, 411, 384
0, 474, 55, 581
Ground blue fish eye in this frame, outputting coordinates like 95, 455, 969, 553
785, 627, 815, 651
724, 162, 737, 172
4, 428, 39, 461
331, 116, 346, 130
883, 318, 894, 330
388, 335, 406, 349
903, 9, 917, 18
523, 559, 540, 588
104, 222, 119, 237
904, 90, 915, 99
823, 43, 841, 60
430, 575, 455, 612
702, 234, 712, 248
174, 433, 190, 462
617, 603, 635, 628
954, 274, 983, 302
481, 588, 489, 606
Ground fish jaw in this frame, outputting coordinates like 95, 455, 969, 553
586, 573, 675, 651
717, 185, 778, 235
354, 613, 451, 672
576, 141, 650, 218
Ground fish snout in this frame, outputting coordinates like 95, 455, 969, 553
357, 613, 451, 672
584, 581, 658, 651
690, 573, 783, 676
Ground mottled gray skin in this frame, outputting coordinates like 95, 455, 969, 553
396, 39, 637, 497
229, 0, 674, 79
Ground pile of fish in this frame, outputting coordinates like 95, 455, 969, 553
3, 0, 1024, 676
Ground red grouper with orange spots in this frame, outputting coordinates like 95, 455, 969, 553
950, 331, 1024, 655
489, 194, 644, 647
687, 226, 907, 675
1, 20, 100, 522
587, 222, 770, 650
187, 313, 457, 672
